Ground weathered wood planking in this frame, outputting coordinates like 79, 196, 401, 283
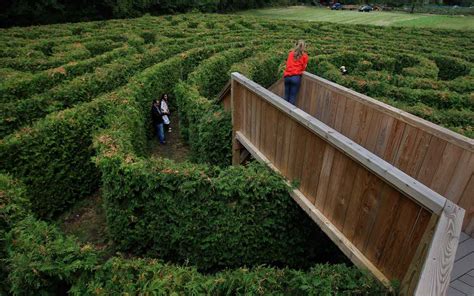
231, 73, 465, 293
269, 72, 474, 237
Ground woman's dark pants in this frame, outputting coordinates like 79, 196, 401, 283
284, 75, 302, 105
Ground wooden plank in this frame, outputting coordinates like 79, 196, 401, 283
451, 252, 474, 280
447, 287, 466, 296
417, 137, 447, 186
274, 112, 287, 170
400, 213, 438, 296
383, 119, 406, 164
300, 135, 325, 203
288, 124, 309, 182
256, 97, 263, 149
341, 98, 356, 137
263, 102, 278, 163
250, 91, 257, 143
450, 280, 474, 295
445, 152, 474, 204
333, 94, 347, 133
322, 150, 347, 217
396, 208, 433, 280
378, 199, 425, 279
415, 200, 465, 296
373, 115, 395, 158
342, 168, 376, 240
302, 72, 474, 152
280, 117, 295, 176
232, 72, 446, 214
458, 176, 474, 235
364, 111, 384, 152
454, 237, 474, 262
459, 273, 474, 286
307, 81, 318, 116
285, 119, 299, 180
365, 186, 403, 264
314, 144, 336, 208
430, 143, 464, 196
328, 158, 359, 230
351, 177, 385, 252
231, 81, 243, 165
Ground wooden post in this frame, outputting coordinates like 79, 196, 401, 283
231, 79, 242, 165
415, 200, 465, 296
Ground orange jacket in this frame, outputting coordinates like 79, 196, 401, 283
283, 51, 308, 77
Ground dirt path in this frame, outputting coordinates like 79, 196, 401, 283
56, 191, 110, 250
149, 114, 190, 162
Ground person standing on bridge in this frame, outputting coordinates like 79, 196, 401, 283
283, 40, 308, 105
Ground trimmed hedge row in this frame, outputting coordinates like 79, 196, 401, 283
176, 45, 287, 166
3, 216, 385, 295
72, 258, 386, 295
0, 95, 115, 218
99, 156, 345, 271
0, 45, 134, 103
0, 174, 31, 295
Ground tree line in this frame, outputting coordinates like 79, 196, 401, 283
1, 0, 314, 27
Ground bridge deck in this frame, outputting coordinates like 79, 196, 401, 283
448, 233, 474, 296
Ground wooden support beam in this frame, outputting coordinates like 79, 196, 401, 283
239, 149, 250, 164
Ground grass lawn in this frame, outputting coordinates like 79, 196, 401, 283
240, 6, 474, 30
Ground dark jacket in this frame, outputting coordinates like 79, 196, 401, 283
151, 104, 163, 124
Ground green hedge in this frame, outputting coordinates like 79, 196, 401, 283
175, 44, 286, 167
0, 174, 31, 295
71, 258, 385, 295
6, 217, 98, 295
4, 217, 384, 295
0, 96, 115, 218
174, 82, 232, 166
0, 45, 134, 103
98, 156, 345, 271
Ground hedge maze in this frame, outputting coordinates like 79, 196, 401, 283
1, 13, 472, 294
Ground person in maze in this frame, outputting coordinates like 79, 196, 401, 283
283, 40, 308, 105
151, 99, 166, 144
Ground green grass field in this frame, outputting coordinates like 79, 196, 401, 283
240, 6, 474, 30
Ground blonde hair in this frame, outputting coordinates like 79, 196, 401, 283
294, 40, 306, 60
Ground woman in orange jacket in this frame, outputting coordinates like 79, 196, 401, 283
283, 40, 308, 105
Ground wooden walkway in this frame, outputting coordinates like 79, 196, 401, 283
222, 72, 473, 295
448, 232, 474, 296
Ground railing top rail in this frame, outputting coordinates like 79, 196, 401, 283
231, 72, 447, 214
302, 71, 474, 152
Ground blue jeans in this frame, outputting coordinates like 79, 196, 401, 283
155, 123, 165, 143
284, 75, 302, 105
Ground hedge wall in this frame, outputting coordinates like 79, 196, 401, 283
4, 216, 385, 295
0, 175, 31, 295
175, 44, 287, 167
71, 258, 386, 295
0, 96, 115, 218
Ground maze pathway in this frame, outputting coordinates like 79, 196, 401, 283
448, 233, 474, 296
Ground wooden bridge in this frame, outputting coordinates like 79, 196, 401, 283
219, 72, 473, 295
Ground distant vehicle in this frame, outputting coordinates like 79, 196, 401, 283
331, 3, 343, 10
359, 5, 373, 12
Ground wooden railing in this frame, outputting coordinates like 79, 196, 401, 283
231, 72, 465, 295
269, 72, 474, 237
